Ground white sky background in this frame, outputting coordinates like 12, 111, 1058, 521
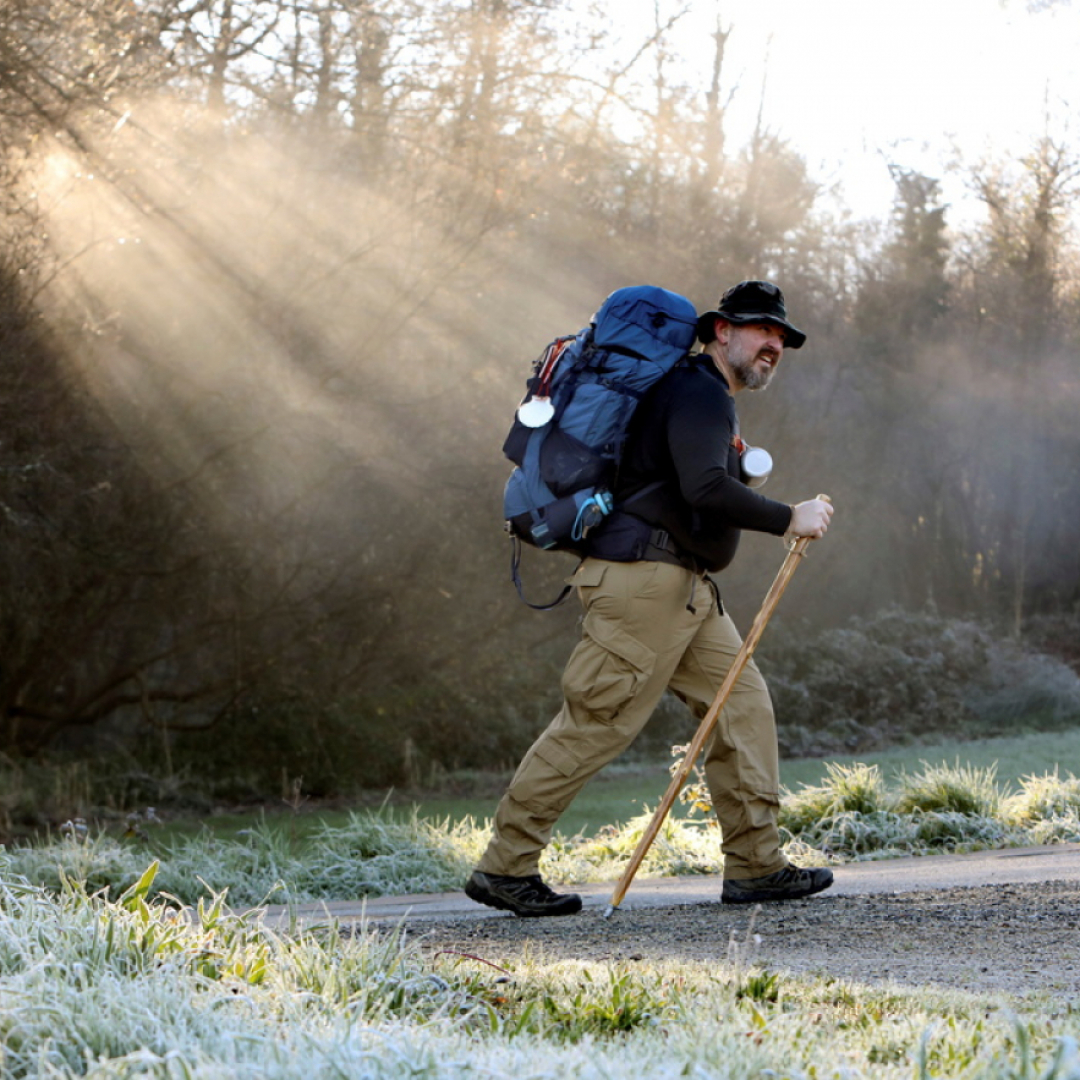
606, 0, 1080, 223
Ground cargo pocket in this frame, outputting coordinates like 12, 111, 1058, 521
569, 559, 607, 587
534, 739, 579, 778
568, 557, 608, 605
562, 609, 656, 724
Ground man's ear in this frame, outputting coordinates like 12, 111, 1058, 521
714, 318, 731, 345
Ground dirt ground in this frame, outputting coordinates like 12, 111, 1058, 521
409, 880, 1080, 998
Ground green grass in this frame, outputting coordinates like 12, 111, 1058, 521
163, 728, 1080, 843
127, 762, 704, 851
779, 728, 1080, 791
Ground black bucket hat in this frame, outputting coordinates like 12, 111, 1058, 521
697, 280, 806, 349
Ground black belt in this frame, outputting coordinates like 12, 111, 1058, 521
644, 529, 698, 571
644, 529, 723, 614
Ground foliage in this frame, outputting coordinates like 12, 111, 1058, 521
4, 808, 484, 908
760, 608, 1080, 758
0, 857, 482, 1076
524, 968, 669, 1043
541, 810, 725, 884
8, 605, 1077, 812
1, 0, 1080, 800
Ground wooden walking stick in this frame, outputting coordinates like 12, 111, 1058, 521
603, 497, 830, 918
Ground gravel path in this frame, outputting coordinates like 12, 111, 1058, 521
412, 880, 1080, 997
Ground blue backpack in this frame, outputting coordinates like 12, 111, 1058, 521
502, 285, 698, 605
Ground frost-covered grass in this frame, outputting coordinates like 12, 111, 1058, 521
703, 759, 1080, 865
2, 806, 722, 907
7, 761, 1080, 1076
2, 859, 1080, 1078
3, 809, 485, 908
6, 760, 1080, 911
6, 761, 1080, 909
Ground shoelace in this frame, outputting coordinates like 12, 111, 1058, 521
515, 876, 559, 901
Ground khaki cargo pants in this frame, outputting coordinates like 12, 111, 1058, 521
477, 557, 786, 881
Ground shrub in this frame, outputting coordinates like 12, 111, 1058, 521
761, 608, 1080, 756
1023, 613, 1080, 673
963, 645, 1080, 730
161, 679, 551, 802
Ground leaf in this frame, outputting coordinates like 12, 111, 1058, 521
119, 861, 160, 913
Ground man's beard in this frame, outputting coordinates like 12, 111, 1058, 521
730, 350, 777, 391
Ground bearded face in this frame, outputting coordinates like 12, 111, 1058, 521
725, 323, 786, 391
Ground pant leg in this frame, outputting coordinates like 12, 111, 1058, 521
667, 591, 786, 880
477, 558, 709, 878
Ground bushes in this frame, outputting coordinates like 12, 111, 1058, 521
9, 756, 1080, 906
772, 760, 1014, 860
146, 608, 1080, 801
152, 675, 559, 804
760, 608, 1080, 757
8, 606, 1080, 816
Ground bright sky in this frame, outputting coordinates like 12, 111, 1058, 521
614, 0, 1080, 222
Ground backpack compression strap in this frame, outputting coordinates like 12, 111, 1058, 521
509, 535, 578, 610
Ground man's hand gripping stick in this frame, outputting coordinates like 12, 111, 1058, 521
602, 495, 831, 919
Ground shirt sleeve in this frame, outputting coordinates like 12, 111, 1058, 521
664, 372, 793, 536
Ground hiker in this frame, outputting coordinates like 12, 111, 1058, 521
467, 280, 835, 916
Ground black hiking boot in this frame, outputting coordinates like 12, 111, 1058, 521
465, 870, 583, 917
722, 864, 834, 904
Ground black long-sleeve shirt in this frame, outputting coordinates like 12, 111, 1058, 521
613, 355, 793, 573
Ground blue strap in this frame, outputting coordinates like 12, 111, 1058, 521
571, 491, 614, 542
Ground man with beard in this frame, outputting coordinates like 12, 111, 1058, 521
466, 280, 834, 917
